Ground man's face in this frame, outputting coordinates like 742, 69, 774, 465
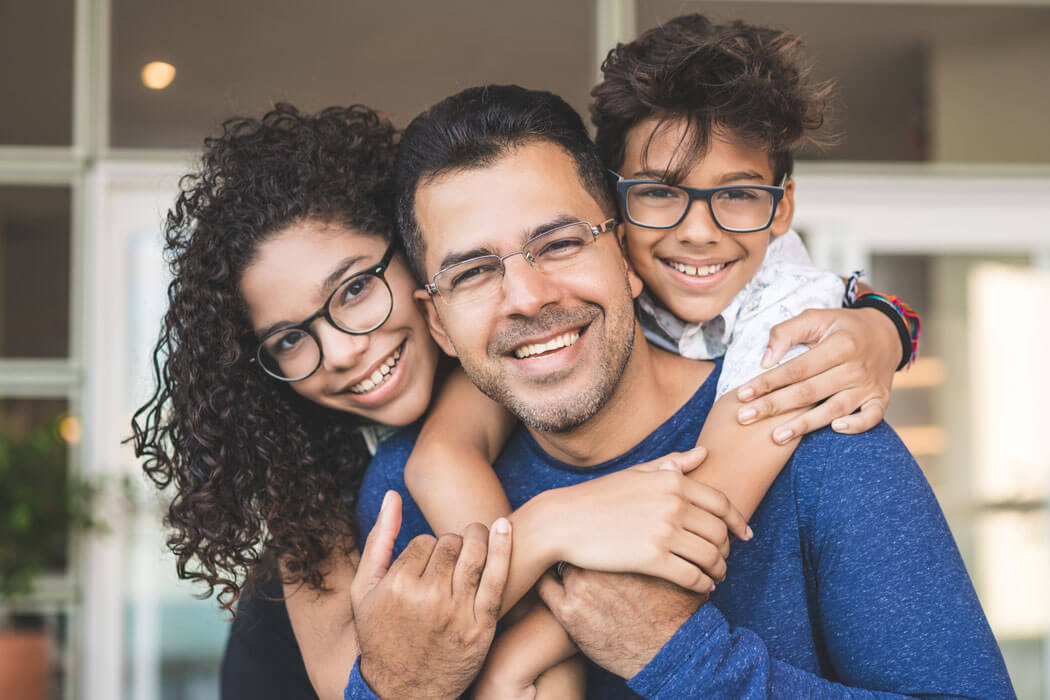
620, 117, 795, 324
413, 141, 643, 432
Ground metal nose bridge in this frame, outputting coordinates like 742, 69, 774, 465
497, 248, 536, 271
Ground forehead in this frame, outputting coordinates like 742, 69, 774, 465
623, 117, 774, 180
413, 141, 605, 273
240, 221, 385, 325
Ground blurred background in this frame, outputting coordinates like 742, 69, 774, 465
0, 0, 1047, 698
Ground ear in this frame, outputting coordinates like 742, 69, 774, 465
770, 178, 795, 238
413, 288, 458, 357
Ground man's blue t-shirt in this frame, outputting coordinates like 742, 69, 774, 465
349, 359, 1013, 699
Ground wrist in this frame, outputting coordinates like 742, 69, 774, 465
510, 487, 568, 566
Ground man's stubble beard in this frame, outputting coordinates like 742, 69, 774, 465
454, 286, 637, 434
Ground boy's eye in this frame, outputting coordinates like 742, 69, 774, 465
634, 185, 683, 200
717, 188, 761, 202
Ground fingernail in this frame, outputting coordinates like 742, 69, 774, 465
380, 491, 393, 513
493, 518, 511, 534
745, 525, 754, 540
832, 419, 848, 432
773, 427, 794, 444
761, 347, 773, 368
737, 407, 758, 423
738, 386, 755, 401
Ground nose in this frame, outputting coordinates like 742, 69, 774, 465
674, 199, 724, 248
315, 321, 371, 372
498, 253, 561, 318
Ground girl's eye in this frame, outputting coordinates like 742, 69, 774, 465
337, 274, 376, 305
270, 330, 307, 355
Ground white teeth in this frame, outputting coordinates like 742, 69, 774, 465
514, 331, 580, 359
350, 346, 402, 394
668, 260, 727, 277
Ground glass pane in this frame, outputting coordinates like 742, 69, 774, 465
0, 398, 74, 582
0, 2, 74, 146
871, 253, 1049, 694
122, 509, 228, 700
0, 186, 71, 358
637, 2, 1050, 163
111, 0, 594, 148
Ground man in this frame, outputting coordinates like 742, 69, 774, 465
350, 84, 1012, 697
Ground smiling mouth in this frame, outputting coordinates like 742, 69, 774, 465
663, 259, 729, 278
513, 331, 581, 359
349, 344, 402, 394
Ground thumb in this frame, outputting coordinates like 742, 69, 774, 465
659, 445, 707, 474
763, 310, 827, 368
351, 491, 402, 605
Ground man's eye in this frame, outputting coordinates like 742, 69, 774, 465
534, 237, 585, 258
450, 263, 499, 289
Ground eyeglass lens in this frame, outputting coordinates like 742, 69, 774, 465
258, 272, 393, 380
625, 183, 776, 231
433, 222, 594, 305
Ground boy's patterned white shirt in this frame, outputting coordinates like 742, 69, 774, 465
636, 230, 845, 400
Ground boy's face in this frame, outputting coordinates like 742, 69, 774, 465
619, 117, 795, 324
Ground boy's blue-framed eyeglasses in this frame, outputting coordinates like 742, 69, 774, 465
610, 171, 786, 233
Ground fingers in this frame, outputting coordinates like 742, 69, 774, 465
760, 309, 831, 369
351, 491, 403, 604
634, 445, 708, 474
738, 361, 856, 425
679, 480, 751, 541
536, 570, 566, 619
680, 508, 731, 560
831, 396, 887, 434
453, 522, 490, 601
422, 532, 464, 584
657, 552, 720, 593
474, 518, 512, 623
387, 533, 438, 580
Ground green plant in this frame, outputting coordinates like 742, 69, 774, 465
0, 415, 98, 598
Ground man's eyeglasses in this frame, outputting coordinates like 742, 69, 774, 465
424, 219, 619, 306
255, 242, 397, 382
611, 171, 786, 233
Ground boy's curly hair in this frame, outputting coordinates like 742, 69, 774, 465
130, 103, 398, 613
592, 13, 835, 182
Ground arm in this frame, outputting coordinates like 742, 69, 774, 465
541, 430, 1013, 699
282, 550, 361, 700
472, 603, 583, 700
405, 367, 517, 535
735, 294, 918, 439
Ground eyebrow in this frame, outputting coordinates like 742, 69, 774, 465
629, 169, 767, 186
435, 214, 581, 272
253, 254, 368, 338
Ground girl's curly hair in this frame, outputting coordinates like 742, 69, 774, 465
592, 13, 836, 183
130, 103, 399, 613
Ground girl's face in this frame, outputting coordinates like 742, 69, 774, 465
239, 220, 440, 426
619, 117, 795, 324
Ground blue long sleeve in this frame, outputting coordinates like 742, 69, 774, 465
627, 424, 1013, 699
343, 658, 381, 700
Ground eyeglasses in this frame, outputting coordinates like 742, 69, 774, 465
424, 218, 619, 306
612, 171, 786, 233
255, 242, 396, 382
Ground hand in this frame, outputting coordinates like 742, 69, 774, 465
538, 565, 705, 678
546, 446, 751, 594
735, 307, 898, 442
350, 491, 512, 699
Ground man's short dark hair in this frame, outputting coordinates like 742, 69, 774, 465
395, 84, 616, 279
592, 14, 835, 183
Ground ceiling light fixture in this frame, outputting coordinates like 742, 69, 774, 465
141, 61, 176, 90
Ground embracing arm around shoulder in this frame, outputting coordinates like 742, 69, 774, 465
281, 548, 360, 700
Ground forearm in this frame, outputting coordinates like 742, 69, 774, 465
407, 440, 512, 535
629, 605, 914, 699
476, 604, 578, 696
282, 553, 361, 700
693, 393, 803, 519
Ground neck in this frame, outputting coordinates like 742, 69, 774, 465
528, 323, 713, 466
